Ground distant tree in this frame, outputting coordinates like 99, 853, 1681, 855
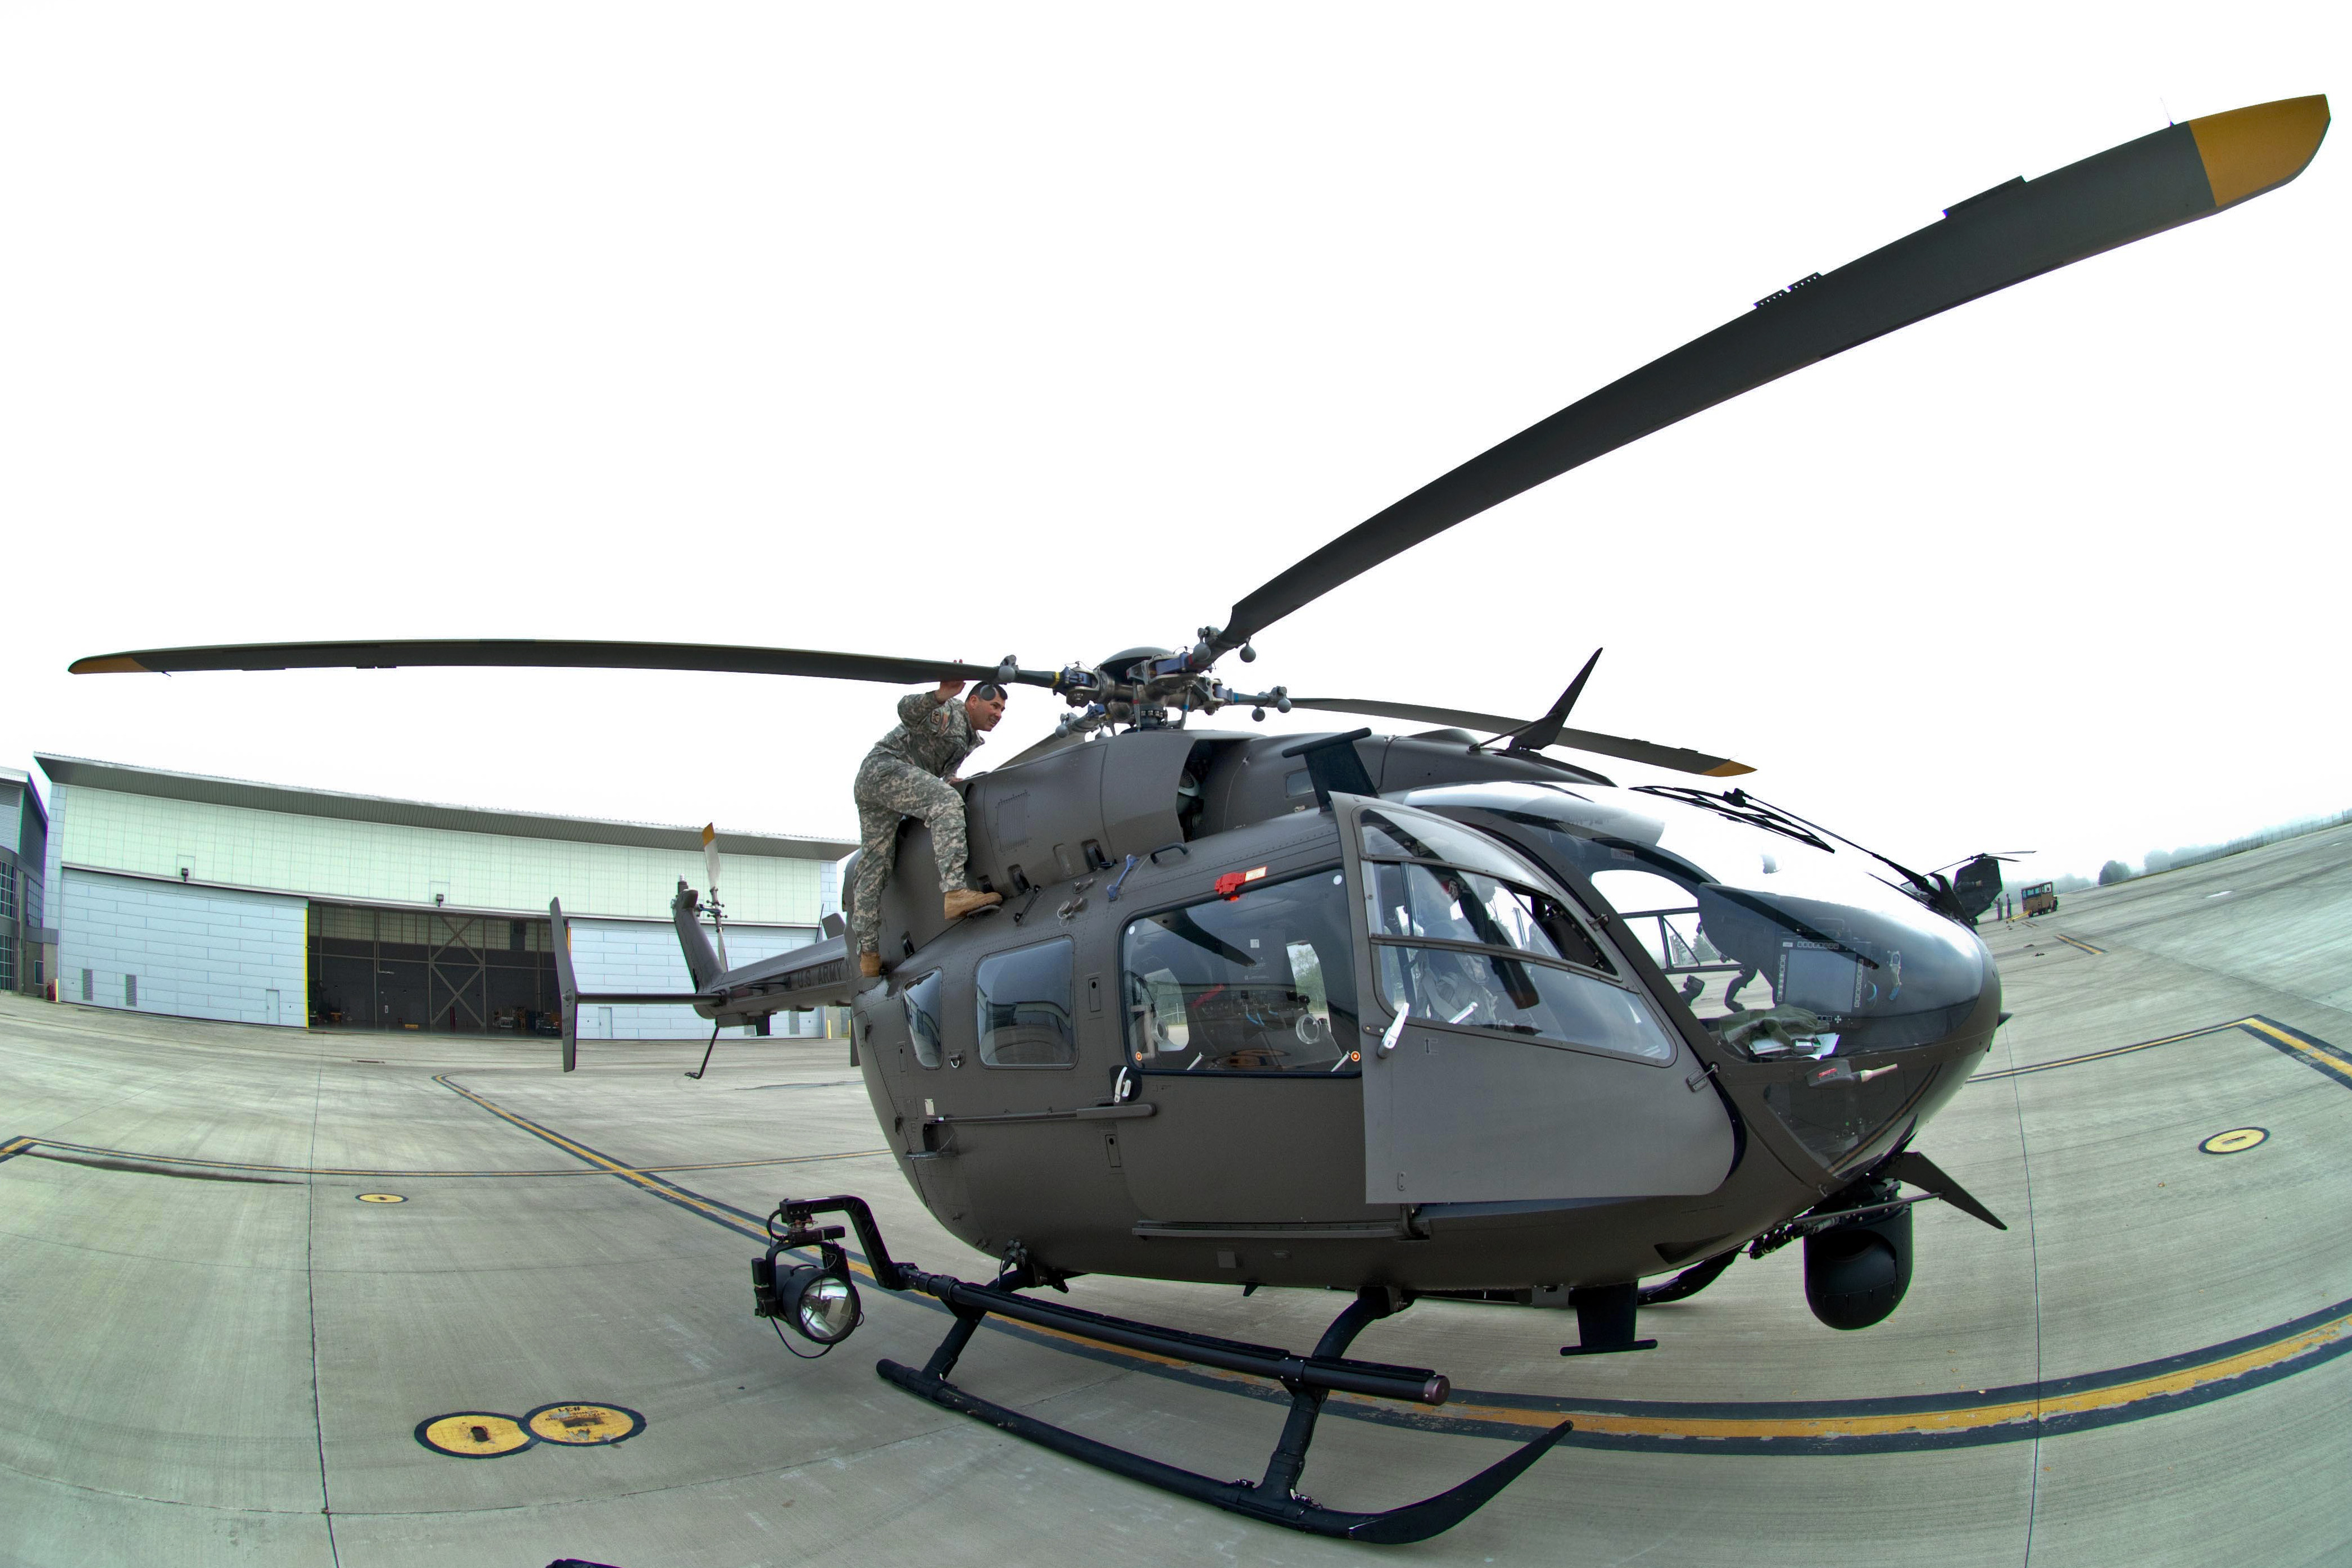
2052, 874, 2093, 894
2143, 849, 2173, 874
2098, 859, 2132, 886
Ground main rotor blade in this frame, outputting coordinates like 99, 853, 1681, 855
1284, 696, 1751, 777
69, 639, 1057, 687
1213, 96, 2329, 654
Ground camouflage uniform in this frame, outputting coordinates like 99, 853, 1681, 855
850, 689, 986, 959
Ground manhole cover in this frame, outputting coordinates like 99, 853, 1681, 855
525, 1402, 646, 1446
415, 1411, 533, 1458
2199, 1127, 2268, 1155
356, 1193, 407, 1203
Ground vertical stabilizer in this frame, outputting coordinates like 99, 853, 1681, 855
550, 898, 581, 1073
673, 880, 724, 990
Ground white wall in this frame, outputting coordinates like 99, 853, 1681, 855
50, 782, 830, 923
60, 868, 305, 1027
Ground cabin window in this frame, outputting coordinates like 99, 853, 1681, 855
976, 939, 1076, 1068
903, 971, 944, 1069
1122, 867, 1361, 1074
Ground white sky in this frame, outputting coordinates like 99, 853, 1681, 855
3, 4, 2344, 891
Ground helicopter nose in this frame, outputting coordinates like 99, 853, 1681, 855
1755, 950, 2000, 1179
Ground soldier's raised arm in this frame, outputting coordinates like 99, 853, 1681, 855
899, 683, 957, 727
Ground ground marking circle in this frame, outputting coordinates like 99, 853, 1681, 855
415, 1412, 533, 1458
525, 1402, 646, 1446
356, 1193, 407, 1203
2199, 1127, 2269, 1155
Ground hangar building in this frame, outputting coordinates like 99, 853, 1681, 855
2, 765, 51, 997
35, 755, 855, 1041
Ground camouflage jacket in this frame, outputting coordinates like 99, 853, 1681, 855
867, 689, 984, 779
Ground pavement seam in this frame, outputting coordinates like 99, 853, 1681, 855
2007, 995, 2044, 1566
0, 1458, 348, 1517
0, 1225, 315, 1271
2060, 937, 2352, 1034
303, 1059, 344, 1567
5, 1133, 891, 1181
24, 1423, 1033, 1523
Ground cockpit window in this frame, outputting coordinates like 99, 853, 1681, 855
1366, 861, 1612, 975
1123, 868, 1362, 1074
1361, 807, 1544, 882
1358, 803, 1673, 1065
1492, 796, 1987, 1059
1371, 946, 1672, 1062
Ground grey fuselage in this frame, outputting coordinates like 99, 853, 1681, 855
794, 727, 1997, 1294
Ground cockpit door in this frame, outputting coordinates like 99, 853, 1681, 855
1336, 795, 1734, 1206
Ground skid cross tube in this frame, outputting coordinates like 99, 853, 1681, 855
769, 1196, 1569, 1543
895, 1266, 1450, 1403
874, 1275, 1570, 1542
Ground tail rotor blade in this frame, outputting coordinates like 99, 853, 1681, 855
700, 823, 729, 969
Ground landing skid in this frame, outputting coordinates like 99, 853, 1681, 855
766, 1197, 1571, 1544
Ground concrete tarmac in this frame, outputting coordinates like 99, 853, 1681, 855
4, 825, 2349, 1567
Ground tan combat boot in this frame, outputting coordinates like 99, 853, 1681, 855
943, 889, 1003, 921
858, 951, 883, 978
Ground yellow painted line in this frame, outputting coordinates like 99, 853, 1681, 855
953, 1297, 2352, 1444
2052, 932, 2105, 955
2239, 1019, 2352, 1085
1411, 1311, 2352, 1440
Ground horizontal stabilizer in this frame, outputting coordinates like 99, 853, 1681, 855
695, 933, 858, 1019
556, 896, 703, 1072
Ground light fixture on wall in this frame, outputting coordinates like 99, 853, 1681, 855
433, 892, 445, 907
179, 867, 189, 881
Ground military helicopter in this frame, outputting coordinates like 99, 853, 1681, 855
72, 96, 2328, 1543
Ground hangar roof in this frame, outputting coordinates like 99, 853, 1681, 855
35, 755, 855, 861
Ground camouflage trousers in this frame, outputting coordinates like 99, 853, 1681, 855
849, 754, 970, 958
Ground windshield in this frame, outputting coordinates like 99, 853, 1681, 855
1395, 782, 1988, 1058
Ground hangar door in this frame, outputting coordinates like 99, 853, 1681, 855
309, 902, 558, 1035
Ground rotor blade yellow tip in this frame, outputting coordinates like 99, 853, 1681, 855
2189, 94, 2330, 209
69, 655, 151, 674
1703, 761, 1756, 778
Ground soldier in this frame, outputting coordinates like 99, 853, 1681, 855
851, 678, 1007, 977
